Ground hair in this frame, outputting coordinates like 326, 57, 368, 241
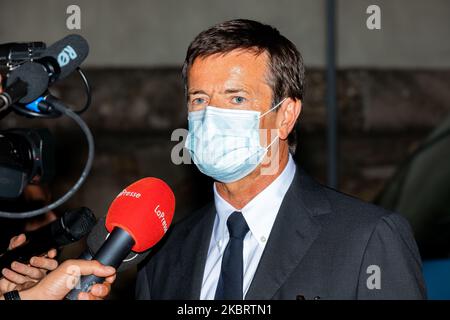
182, 19, 305, 146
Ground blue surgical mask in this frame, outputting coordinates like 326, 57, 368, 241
185, 99, 286, 183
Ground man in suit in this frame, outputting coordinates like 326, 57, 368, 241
136, 19, 426, 300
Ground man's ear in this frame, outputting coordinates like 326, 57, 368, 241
277, 98, 302, 141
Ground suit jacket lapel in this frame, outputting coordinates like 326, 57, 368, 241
245, 167, 331, 300
178, 202, 216, 299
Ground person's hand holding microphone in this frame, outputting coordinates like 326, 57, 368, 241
1, 259, 116, 300
0, 234, 58, 294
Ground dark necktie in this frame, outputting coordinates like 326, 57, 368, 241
214, 211, 250, 300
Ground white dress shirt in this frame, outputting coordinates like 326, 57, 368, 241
200, 154, 296, 299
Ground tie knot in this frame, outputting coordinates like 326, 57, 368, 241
227, 211, 249, 240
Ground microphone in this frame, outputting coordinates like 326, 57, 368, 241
0, 207, 96, 271
0, 34, 89, 110
79, 215, 151, 272
0, 62, 49, 111
65, 177, 175, 300
36, 34, 89, 83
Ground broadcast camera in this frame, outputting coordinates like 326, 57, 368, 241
0, 35, 94, 219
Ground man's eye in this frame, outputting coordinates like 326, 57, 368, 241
232, 96, 247, 104
192, 97, 206, 105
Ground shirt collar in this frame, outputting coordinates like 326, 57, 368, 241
213, 153, 296, 246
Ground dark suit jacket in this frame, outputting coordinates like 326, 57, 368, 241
136, 166, 427, 300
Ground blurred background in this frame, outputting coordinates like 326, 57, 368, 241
1, 0, 449, 299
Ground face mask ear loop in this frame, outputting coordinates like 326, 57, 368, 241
259, 98, 287, 119
265, 133, 279, 150
259, 98, 285, 150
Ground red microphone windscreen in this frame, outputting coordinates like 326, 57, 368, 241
105, 177, 175, 252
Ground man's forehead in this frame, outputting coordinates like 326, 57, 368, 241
192, 49, 268, 69
188, 49, 270, 90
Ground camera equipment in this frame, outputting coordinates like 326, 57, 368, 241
0, 34, 90, 115
0, 128, 55, 199
0, 41, 46, 73
0, 35, 94, 219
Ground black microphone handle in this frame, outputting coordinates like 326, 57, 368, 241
65, 228, 135, 300
0, 227, 58, 271
0, 240, 58, 270
77, 250, 93, 260
0, 207, 96, 271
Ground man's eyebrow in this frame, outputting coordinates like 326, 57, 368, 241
188, 90, 208, 96
223, 88, 250, 94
